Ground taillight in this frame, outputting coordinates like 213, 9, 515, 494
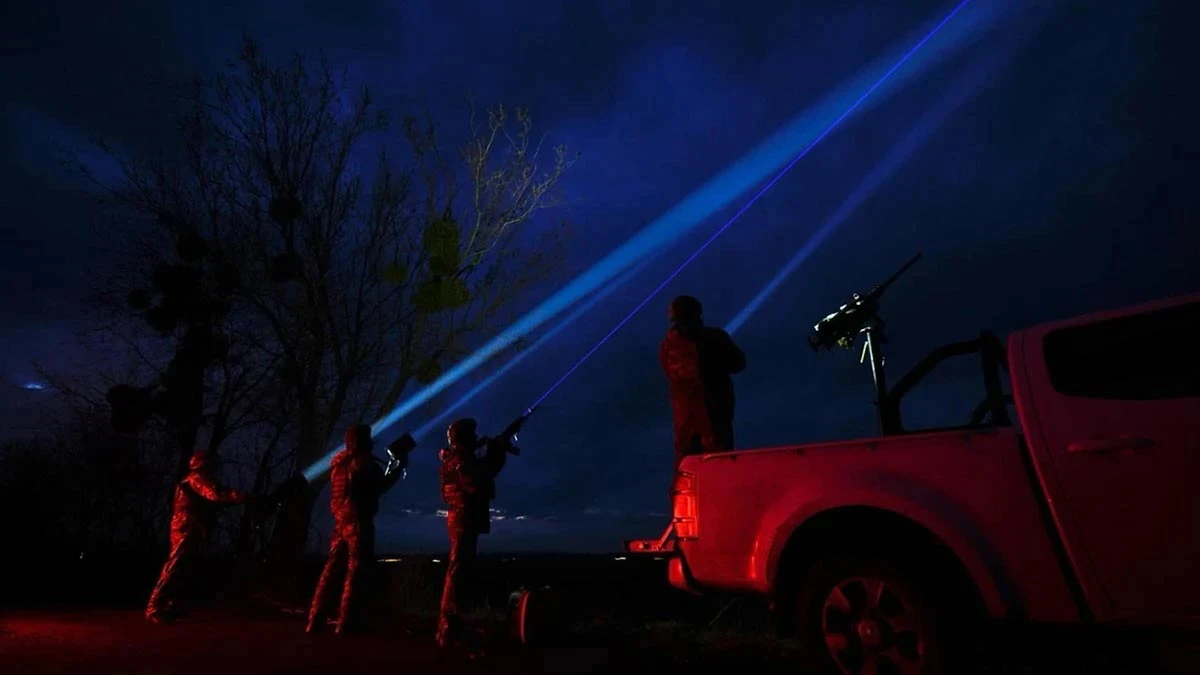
671, 470, 698, 540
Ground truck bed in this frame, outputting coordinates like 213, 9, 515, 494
668, 426, 1080, 622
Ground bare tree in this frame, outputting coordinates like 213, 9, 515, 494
370, 104, 575, 416
171, 37, 576, 574
66, 96, 284, 483
68, 36, 576, 584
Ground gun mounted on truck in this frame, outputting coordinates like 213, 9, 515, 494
809, 252, 1010, 435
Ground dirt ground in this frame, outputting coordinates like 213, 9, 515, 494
4, 607, 1200, 675
9, 605, 1200, 672
0, 608, 628, 675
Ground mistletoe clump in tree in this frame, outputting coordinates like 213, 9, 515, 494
106, 221, 240, 474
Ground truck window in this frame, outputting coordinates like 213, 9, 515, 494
1042, 300, 1200, 400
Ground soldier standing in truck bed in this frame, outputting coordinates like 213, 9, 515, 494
659, 295, 746, 465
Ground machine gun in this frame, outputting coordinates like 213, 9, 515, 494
483, 406, 538, 456
809, 253, 922, 434
808, 252, 922, 352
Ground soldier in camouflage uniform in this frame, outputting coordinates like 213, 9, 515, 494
306, 424, 403, 634
146, 449, 247, 624
659, 295, 747, 465
436, 418, 511, 648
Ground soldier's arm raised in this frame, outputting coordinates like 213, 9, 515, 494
185, 472, 247, 504
720, 329, 747, 374
483, 439, 510, 478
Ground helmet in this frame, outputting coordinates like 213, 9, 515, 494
447, 418, 478, 449
668, 295, 703, 325
345, 424, 373, 454
188, 449, 211, 471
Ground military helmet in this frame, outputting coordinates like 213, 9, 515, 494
447, 418, 478, 448
345, 423, 373, 453
668, 295, 703, 324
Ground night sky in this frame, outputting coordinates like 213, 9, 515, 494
2, 1, 1196, 552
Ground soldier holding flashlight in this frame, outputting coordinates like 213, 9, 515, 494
306, 424, 410, 634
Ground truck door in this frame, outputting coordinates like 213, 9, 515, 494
1015, 297, 1200, 621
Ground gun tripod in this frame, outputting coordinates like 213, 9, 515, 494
857, 322, 897, 436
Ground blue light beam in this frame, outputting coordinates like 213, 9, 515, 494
523, 0, 980, 410
725, 13, 1046, 336
411, 257, 656, 443
303, 258, 657, 482
303, 0, 997, 480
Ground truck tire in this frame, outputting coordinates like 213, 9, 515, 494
793, 554, 954, 675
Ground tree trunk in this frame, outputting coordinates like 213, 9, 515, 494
235, 444, 275, 561
172, 341, 207, 480
263, 482, 322, 602
261, 396, 326, 599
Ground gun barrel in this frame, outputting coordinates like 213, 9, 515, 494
867, 252, 923, 299
503, 406, 538, 437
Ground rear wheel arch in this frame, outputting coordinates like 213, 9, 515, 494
771, 506, 987, 634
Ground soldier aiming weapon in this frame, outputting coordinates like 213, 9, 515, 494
436, 408, 535, 648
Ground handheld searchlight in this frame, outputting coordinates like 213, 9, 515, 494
381, 432, 417, 479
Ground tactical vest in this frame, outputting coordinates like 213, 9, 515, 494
440, 452, 468, 509
663, 329, 703, 391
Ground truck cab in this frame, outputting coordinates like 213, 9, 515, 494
628, 293, 1200, 674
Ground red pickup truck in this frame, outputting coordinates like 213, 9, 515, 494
629, 292, 1199, 674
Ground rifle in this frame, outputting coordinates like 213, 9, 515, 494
483, 406, 538, 456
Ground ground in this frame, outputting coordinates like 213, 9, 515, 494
5, 607, 1199, 675
0, 607, 803, 675
3, 554, 1199, 674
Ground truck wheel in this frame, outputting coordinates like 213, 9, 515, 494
794, 555, 950, 675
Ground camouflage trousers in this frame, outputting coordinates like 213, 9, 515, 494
146, 528, 202, 619
673, 411, 734, 467
436, 525, 480, 646
307, 520, 374, 632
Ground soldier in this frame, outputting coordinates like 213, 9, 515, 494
436, 418, 511, 649
146, 449, 247, 624
659, 295, 747, 465
307, 423, 404, 634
